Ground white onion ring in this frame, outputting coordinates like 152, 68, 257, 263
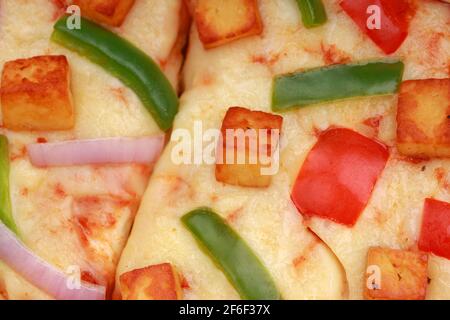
0, 222, 105, 300
27, 135, 165, 167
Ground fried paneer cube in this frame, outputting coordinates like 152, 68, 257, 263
216, 107, 283, 188
1, 55, 74, 131
74, 0, 135, 27
119, 263, 183, 300
194, 0, 263, 49
396, 78, 450, 158
364, 247, 428, 300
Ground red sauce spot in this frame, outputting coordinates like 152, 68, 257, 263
73, 218, 90, 246
54, 183, 66, 198
73, 195, 127, 234
292, 238, 319, 269
435, 167, 450, 191
20, 188, 28, 197
363, 116, 382, 129
200, 72, 215, 86
363, 115, 383, 137
158, 59, 168, 69
373, 209, 389, 226
0, 280, 9, 300
320, 42, 351, 65
311, 126, 322, 138
36, 137, 47, 144
138, 164, 152, 177
426, 32, 444, 65
164, 176, 194, 200
77, 216, 92, 237
292, 256, 307, 268
251, 53, 280, 66
252, 55, 267, 64
10, 146, 27, 161
113, 197, 133, 208
398, 155, 430, 164
180, 274, 190, 289
227, 207, 243, 223
81, 271, 100, 285
109, 87, 129, 108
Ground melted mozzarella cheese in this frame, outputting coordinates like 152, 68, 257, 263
117, 0, 449, 299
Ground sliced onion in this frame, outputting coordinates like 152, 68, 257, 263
27, 135, 165, 167
0, 222, 105, 300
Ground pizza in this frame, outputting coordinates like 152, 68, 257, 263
0, 0, 449, 300
0, 0, 188, 299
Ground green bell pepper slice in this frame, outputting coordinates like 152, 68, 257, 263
52, 16, 178, 131
272, 60, 404, 111
0, 136, 18, 234
182, 208, 281, 300
296, 0, 328, 28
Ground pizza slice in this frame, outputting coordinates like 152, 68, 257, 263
115, 0, 450, 300
0, 0, 188, 299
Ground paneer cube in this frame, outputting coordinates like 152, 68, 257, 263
74, 0, 135, 27
119, 263, 183, 300
216, 107, 283, 188
364, 247, 428, 300
396, 78, 450, 158
194, 0, 263, 49
1, 55, 74, 131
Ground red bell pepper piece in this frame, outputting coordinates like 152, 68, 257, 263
340, 0, 415, 54
291, 128, 389, 226
419, 198, 450, 260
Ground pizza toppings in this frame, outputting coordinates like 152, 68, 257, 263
27, 135, 164, 168
418, 198, 450, 260
364, 247, 428, 300
194, 0, 263, 49
295, 0, 328, 28
0, 55, 74, 131
291, 128, 389, 226
340, 0, 415, 54
73, 0, 136, 27
119, 263, 183, 300
0, 221, 105, 300
272, 61, 404, 111
52, 16, 179, 131
396, 78, 450, 158
0, 136, 17, 235
71, 194, 138, 292
215, 107, 283, 188
182, 208, 281, 300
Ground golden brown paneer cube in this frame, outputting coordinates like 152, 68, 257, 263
119, 263, 183, 300
396, 78, 450, 158
74, 0, 135, 27
1, 55, 74, 131
364, 247, 428, 300
216, 107, 283, 188
194, 0, 263, 49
